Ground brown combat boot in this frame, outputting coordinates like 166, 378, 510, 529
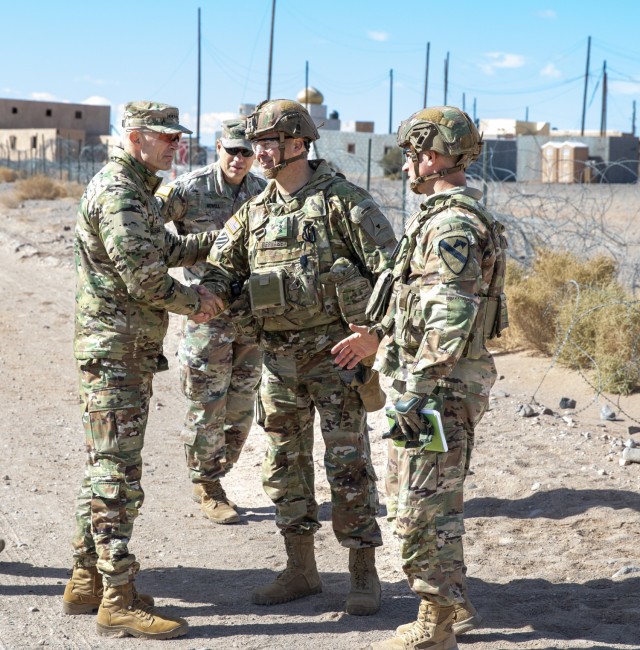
96, 581, 188, 639
251, 533, 323, 605
192, 482, 237, 509
62, 564, 154, 615
372, 599, 457, 649
346, 547, 381, 616
199, 480, 240, 524
0, 538, 5, 553
396, 597, 481, 636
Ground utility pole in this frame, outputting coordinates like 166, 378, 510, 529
462, 92, 466, 113
304, 60, 309, 111
525, 106, 529, 121
389, 68, 393, 134
632, 100, 637, 136
600, 60, 607, 136
444, 52, 449, 104
196, 7, 201, 147
473, 98, 477, 123
266, 0, 276, 100
581, 35, 591, 136
423, 42, 430, 108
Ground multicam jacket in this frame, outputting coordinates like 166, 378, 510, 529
375, 186, 508, 396
158, 161, 267, 283
202, 159, 397, 333
74, 146, 214, 360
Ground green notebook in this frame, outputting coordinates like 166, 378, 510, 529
384, 407, 448, 452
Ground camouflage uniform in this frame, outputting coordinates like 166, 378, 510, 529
159, 160, 266, 487
374, 185, 508, 606
73, 144, 214, 581
202, 159, 396, 547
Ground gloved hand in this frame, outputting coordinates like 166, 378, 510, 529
394, 391, 428, 442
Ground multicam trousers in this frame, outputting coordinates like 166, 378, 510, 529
179, 315, 261, 484
389, 383, 489, 606
72, 356, 159, 580
257, 326, 382, 548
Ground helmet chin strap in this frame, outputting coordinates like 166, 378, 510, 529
409, 164, 464, 192
407, 147, 464, 193
263, 132, 306, 179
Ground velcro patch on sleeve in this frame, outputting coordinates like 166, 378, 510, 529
438, 234, 470, 275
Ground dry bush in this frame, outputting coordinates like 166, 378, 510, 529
14, 175, 68, 201
0, 166, 17, 183
0, 193, 20, 209
501, 249, 639, 394
63, 182, 85, 200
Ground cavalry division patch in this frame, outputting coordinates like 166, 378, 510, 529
439, 234, 470, 275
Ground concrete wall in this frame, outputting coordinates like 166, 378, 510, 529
312, 130, 398, 179
0, 128, 86, 161
467, 139, 518, 182
0, 98, 110, 137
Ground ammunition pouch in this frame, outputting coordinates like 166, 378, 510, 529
365, 267, 395, 325
327, 257, 372, 326
248, 268, 287, 317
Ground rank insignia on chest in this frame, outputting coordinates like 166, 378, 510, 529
439, 234, 469, 275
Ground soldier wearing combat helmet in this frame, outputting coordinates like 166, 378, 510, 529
333, 106, 508, 650
200, 99, 397, 616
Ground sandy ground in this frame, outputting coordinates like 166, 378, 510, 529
0, 194, 639, 650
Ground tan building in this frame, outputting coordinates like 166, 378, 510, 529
0, 98, 110, 162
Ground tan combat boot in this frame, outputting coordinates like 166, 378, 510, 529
372, 599, 457, 650
396, 597, 481, 636
251, 533, 323, 605
0, 538, 4, 553
96, 581, 188, 639
198, 480, 239, 524
346, 547, 381, 616
62, 564, 154, 615
192, 482, 236, 509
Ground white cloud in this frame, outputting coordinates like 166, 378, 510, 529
82, 95, 111, 106
540, 63, 562, 78
31, 92, 58, 102
536, 9, 557, 19
479, 52, 525, 75
367, 31, 389, 42
610, 80, 640, 95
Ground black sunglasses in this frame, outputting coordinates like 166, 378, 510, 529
223, 146, 253, 158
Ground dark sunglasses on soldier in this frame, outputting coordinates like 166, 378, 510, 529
223, 146, 253, 158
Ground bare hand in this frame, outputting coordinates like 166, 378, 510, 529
331, 323, 380, 369
190, 285, 225, 323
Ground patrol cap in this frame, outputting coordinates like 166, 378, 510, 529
122, 101, 193, 134
219, 118, 251, 150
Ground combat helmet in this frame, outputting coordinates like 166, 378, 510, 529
246, 99, 320, 178
397, 106, 482, 192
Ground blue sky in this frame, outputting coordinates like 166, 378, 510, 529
2, 1, 640, 145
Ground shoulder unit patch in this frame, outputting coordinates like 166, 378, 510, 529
438, 234, 470, 275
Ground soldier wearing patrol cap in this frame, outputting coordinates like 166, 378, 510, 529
157, 119, 266, 525
332, 106, 508, 650
63, 101, 223, 639
200, 99, 397, 616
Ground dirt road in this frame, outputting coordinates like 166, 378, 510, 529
0, 196, 639, 649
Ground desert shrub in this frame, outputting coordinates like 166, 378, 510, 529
14, 175, 68, 201
501, 248, 639, 394
64, 182, 86, 200
0, 193, 19, 209
379, 147, 404, 179
0, 166, 17, 183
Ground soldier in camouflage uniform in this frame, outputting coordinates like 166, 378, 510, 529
200, 99, 397, 615
157, 120, 266, 524
332, 106, 508, 650
63, 102, 223, 640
